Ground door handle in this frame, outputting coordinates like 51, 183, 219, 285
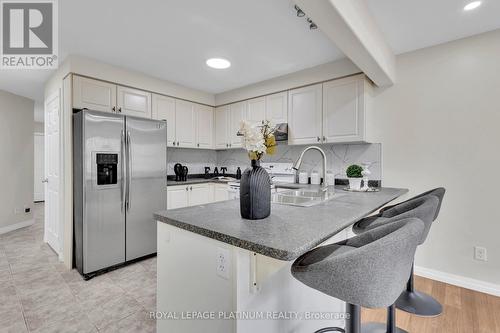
42, 178, 48, 183
126, 131, 132, 211
190, 186, 193, 191
317, 136, 320, 142
112, 106, 116, 113
121, 130, 126, 212
118, 107, 122, 113
323, 136, 326, 142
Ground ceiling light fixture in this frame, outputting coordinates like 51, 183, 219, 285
206, 58, 231, 69
307, 18, 317, 30
295, 5, 305, 17
464, 1, 482, 11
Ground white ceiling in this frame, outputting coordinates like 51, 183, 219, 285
365, 0, 500, 54
0, 0, 343, 109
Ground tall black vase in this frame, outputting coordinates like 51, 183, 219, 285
240, 160, 271, 220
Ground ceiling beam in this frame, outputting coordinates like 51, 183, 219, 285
294, 0, 396, 87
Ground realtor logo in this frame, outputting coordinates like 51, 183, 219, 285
1, 0, 58, 69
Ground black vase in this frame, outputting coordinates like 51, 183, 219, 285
240, 160, 271, 220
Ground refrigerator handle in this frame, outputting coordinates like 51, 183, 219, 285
126, 131, 132, 211
121, 130, 126, 212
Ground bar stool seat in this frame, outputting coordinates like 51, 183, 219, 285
352, 188, 445, 317
292, 218, 425, 333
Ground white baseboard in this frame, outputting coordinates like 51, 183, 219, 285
0, 219, 35, 235
415, 265, 500, 297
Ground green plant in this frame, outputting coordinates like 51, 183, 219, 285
346, 164, 363, 178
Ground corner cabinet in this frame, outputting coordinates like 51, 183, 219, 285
73, 76, 117, 113
288, 84, 323, 145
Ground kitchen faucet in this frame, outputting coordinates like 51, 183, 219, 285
292, 146, 329, 191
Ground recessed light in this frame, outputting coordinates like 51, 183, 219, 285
206, 58, 231, 69
464, 1, 481, 11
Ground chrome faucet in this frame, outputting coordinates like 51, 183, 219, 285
292, 146, 329, 191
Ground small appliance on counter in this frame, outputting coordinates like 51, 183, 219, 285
174, 163, 183, 181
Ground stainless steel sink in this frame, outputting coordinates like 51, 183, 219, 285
271, 188, 340, 207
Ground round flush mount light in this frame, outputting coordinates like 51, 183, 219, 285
206, 58, 231, 69
464, 1, 482, 11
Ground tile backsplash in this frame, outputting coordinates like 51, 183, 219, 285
168, 143, 382, 180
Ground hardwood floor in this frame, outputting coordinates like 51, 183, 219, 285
362, 275, 500, 333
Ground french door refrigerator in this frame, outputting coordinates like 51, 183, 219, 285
73, 109, 167, 279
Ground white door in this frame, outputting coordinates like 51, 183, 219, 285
215, 105, 229, 149
195, 104, 214, 149
117, 86, 152, 118
73, 76, 117, 112
323, 76, 365, 143
188, 184, 212, 206
229, 101, 247, 148
288, 84, 323, 145
246, 97, 266, 125
34, 133, 45, 202
214, 184, 229, 202
167, 186, 189, 209
44, 91, 62, 254
152, 94, 176, 147
175, 100, 196, 148
266, 91, 288, 124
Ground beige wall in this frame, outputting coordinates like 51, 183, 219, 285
0, 90, 35, 231
371, 29, 500, 284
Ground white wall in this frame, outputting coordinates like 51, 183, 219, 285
371, 29, 500, 285
215, 58, 360, 105
0, 90, 35, 232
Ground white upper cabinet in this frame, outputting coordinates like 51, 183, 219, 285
215, 105, 229, 149
175, 100, 196, 148
265, 91, 288, 124
323, 76, 365, 143
229, 101, 246, 148
152, 94, 176, 147
246, 97, 266, 125
288, 84, 323, 145
117, 86, 152, 118
195, 104, 214, 149
73, 76, 117, 113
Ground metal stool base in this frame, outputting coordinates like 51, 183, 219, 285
361, 322, 408, 333
395, 290, 443, 317
314, 328, 345, 333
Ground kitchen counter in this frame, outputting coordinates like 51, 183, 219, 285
166, 177, 237, 186
155, 186, 407, 261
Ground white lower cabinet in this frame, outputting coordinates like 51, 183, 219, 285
167, 183, 228, 209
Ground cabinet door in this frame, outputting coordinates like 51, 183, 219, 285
188, 184, 213, 206
288, 84, 323, 145
175, 100, 196, 148
214, 184, 229, 202
266, 91, 288, 124
215, 105, 229, 149
246, 97, 266, 125
73, 76, 116, 113
152, 94, 176, 147
167, 186, 189, 209
117, 86, 152, 118
323, 77, 365, 143
229, 101, 247, 148
195, 104, 214, 149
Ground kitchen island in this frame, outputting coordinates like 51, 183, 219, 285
155, 186, 407, 333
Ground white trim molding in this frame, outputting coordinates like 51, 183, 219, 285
0, 219, 35, 235
415, 265, 500, 297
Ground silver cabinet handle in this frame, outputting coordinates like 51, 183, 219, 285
186, 186, 189, 191
323, 136, 326, 142
229, 143, 232, 148
317, 136, 320, 142
118, 107, 122, 113
112, 106, 116, 113
42, 178, 48, 183
197, 143, 200, 147
190, 186, 193, 191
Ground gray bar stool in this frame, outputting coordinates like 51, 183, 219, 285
292, 218, 424, 333
352, 188, 445, 317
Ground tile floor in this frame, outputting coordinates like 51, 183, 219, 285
0, 203, 157, 333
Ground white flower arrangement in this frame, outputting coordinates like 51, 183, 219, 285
238, 120, 277, 161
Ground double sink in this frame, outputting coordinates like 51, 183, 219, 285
271, 186, 340, 207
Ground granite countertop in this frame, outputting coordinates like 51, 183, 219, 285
155, 186, 408, 261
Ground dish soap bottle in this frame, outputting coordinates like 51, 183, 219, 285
236, 167, 242, 180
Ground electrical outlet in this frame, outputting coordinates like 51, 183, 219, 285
216, 247, 231, 280
24, 206, 31, 213
474, 246, 488, 262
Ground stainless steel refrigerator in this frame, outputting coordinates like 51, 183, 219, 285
73, 109, 167, 279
